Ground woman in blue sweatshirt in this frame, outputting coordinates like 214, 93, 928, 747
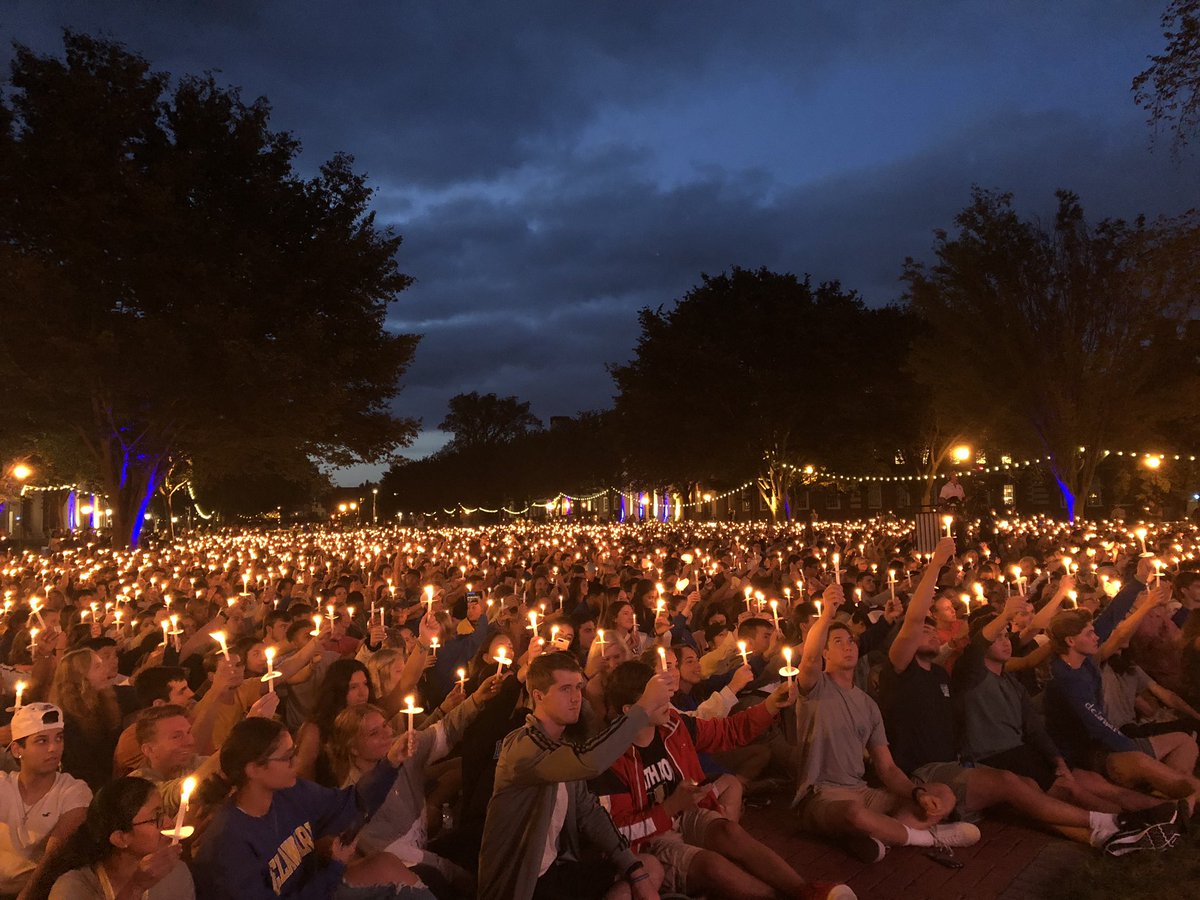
191, 718, 433, 900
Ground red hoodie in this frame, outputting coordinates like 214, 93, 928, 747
591, 703, 775, 849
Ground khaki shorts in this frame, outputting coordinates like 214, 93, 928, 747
912, 761, 980, 823
640, 808, 723, 893
797, 784, 901, 835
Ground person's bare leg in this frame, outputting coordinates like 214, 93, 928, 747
685, 847, 775, 900
821, 799, 935, 845
1106, 751, 1200, 811
1069, 769, 1164, 811
712, 773, 744, 822
961, 768, 1089, 828
1150, 732, 1200, 777
345, 851, 421, 887
703, 817, 808, 895
603, 854, 663, 899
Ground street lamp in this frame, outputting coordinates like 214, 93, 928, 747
10, 463, 32, 481
372, 487, 378, 523
1143, 455, 1163, 470
338, 503, 348, 513
951, 445, 972, 464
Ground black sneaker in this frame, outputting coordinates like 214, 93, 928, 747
1116, 801, 1179, 832
1103, 822, 1183, 857
842, 833, 887, 863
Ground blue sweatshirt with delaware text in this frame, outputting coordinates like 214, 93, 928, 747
193, 760, 399, 900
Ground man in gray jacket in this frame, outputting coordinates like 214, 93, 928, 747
479, 651, 669, 900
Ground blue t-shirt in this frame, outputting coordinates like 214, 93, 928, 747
1044, 656, 1136, 767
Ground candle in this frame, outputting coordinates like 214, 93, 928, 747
675, 578, 689, 593
528, 610, 539, 633
831, 553, 840, 585
403, 694, 423, 752
595, 628, 606, 646
815, 600, 823, 617
310, 613, 323, 636
429, 636, 440, 657
769, 599, 780, 629
424, 585, 435, 616
657, 646, 668, 672
160, 619, 170, 646
779, 646, 798, 683
169, 615, 181, 652
13, 680, 25, 710
888, 569, 896, 600
165, 775, 197, 844
737, 640, 749, 666
494, 645, 510, 676
1135, 528, 1148, 556
262, 646, 281, 692
550, 625, 559, 646
457, 667, 467, 691
942, 515, 953, 538
211, 630, 230, 660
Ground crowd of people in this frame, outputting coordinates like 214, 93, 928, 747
0, 511, 1198, 899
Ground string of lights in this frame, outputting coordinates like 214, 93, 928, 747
407, 447, 1197, 517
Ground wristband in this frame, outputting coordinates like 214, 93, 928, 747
623, 861, 645, 881
629, 873, 650, 885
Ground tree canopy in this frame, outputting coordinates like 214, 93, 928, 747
439, 392, 542, 451
904, 187, 1200, 519
1134, 0, 1200, 151
0, 32, 419, 545
609, 266, 922, 517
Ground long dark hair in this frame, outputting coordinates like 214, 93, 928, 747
312, 659, 373, 740
26, 777, 156, 900
194, 717, 287, 810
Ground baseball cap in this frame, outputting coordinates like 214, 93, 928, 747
10, 702, 64, 743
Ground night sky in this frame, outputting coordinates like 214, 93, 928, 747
4, 2, 1197, 485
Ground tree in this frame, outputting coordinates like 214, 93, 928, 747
0, 33, 419, 546
1133, 0, 1200, 151
610, 266, 923, 519
439, 392, 542, 451
904, 187, 1200, 520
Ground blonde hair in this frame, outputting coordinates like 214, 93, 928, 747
49, 649, 120, 738
326, 703, 386, 787
364, 647, 404, 698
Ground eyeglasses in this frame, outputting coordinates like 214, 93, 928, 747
264, 748, 298, 765
130, 810, 167, 828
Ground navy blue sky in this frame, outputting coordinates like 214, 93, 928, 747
3, 2, 1196, 485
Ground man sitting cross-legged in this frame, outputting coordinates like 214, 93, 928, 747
791, 581, 980, 863
593, 659, 854, 900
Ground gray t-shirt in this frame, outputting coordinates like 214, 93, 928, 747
49, 859, 194, 900
1101, 663, 1154, 730
794, 672, 888, 794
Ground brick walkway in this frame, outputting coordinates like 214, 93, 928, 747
741, 801, 1089, 899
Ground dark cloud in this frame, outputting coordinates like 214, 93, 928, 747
2, 1, 1193, 483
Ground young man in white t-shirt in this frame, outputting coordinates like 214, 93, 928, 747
0, 702, 92, 897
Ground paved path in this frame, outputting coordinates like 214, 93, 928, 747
742, 801, 1086, 899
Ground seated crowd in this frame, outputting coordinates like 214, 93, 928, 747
0, 516, 1197, 899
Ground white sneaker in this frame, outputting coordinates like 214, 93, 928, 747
929, 822, 981, 847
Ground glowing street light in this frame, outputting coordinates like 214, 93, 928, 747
951, 445, 972, 464
1143, 455, 1163, 470
10, 464, 32, 481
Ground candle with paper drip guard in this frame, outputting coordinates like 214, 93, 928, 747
779, 646, 798, 682
210, 630, 230, 660
494, 644, 511, 676
403, 694, 423, 753
9, 680, 26, 712
429, 636, 440, 658
737, 639, 750, 667
594, 629, 606, 647
424, 585, 435, 616
942, 515, 953, 538
262, 646, 281, 692
163, 776, 197, 844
